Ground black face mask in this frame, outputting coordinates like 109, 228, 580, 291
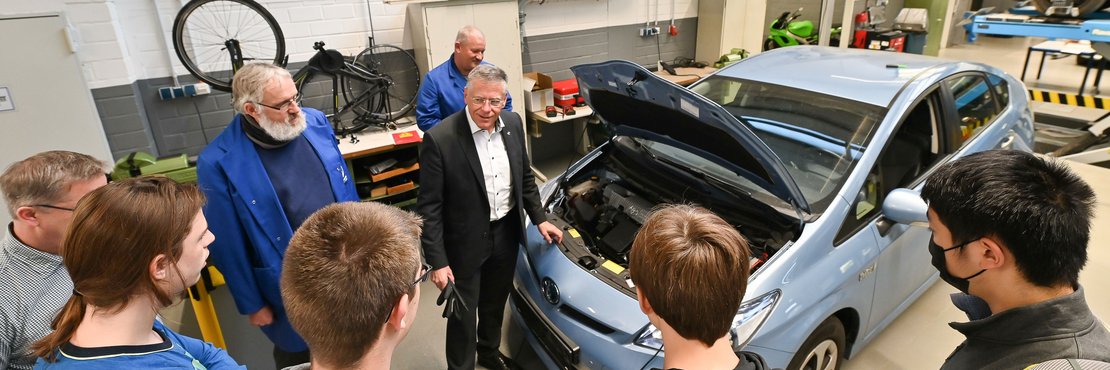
929, 239, 986, 293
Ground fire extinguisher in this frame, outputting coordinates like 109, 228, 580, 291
852, 9, 870, 49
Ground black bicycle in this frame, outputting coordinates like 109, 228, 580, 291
171, 0, 419, 135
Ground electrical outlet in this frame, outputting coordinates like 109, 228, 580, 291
157, 83, 211, 100
193, 83, 211, 96
649, 26, 660, 36
639, 27, 661, 37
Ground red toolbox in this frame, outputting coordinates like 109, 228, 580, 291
553, 78, 580, 107
867, 30, 905, 52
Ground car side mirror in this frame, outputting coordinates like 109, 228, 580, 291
882, 188, 928, 226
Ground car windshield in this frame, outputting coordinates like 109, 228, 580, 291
690, 76, 886, 212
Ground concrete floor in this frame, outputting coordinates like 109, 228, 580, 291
164, 35, 1110, 369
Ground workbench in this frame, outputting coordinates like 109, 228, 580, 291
335, 120, 424, 208
653, 66, 717, 86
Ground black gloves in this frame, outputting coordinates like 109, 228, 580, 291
436, 280, 469, 321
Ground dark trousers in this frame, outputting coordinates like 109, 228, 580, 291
445, 208, 521, 370
273, 347, 310, 369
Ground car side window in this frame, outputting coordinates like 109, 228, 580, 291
946, 74, 1000, 147
835, 93, 943, 244
986, 73, 1010, 109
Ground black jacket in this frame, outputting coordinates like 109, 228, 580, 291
942, 286, 1110, 369
417, 109, 546, 278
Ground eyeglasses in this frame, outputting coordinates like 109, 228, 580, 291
386, 262, 432, 321
32, 204, 75, 212
255, 93, 302, 111
411, 262, 432, 288
471, 97, 505, 108
941, 238, 978, 253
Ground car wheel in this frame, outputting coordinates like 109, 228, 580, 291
787, 317, 846, 370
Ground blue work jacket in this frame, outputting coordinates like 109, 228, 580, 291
196, 108, 358, 352
415, 55, 513, 131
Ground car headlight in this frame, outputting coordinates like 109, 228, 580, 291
633, 290, 781, 351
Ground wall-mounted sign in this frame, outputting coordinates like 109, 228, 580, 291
0, 87, 14, 112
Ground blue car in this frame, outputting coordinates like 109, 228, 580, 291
510, 46, 1034, 370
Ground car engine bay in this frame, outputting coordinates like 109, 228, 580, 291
542, 139, 801, 295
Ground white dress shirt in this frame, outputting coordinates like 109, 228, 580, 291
466, 109, 514, 221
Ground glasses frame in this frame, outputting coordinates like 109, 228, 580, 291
470, 97, 505, 108
255, 93, 303, 111
32, 204, 75, 212
411, 262, 432, 288
386, 262, 432, 321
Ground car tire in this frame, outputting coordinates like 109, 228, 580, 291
787, 317, 846, 370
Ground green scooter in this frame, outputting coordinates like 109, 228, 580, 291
764, 8, 841, 51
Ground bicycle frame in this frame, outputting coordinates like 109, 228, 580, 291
290, 43, 399, 135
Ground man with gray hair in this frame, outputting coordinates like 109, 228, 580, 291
418, 64, 562, 370
415, 25, 513, 132
197, 62, 358, 368
0, 151, 106, 370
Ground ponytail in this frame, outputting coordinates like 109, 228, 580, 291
31, 293, 87, 362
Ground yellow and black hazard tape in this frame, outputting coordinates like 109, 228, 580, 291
1028, 88, 1110, 109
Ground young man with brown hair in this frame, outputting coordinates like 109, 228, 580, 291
0, 151, 107, 370
280, 202, 426, 370
628, 204, 767, 370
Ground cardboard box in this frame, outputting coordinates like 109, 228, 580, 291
523, 72, 554, 112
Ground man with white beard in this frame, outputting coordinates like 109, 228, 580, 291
196, 63, 359, 369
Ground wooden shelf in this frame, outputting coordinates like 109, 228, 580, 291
365, 182, 419, 201
369, 162, 420, 183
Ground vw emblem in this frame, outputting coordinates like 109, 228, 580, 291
540, 277, 560, 305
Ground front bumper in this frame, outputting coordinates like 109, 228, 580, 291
510, 246, 665, 370
510, 286, 580, 369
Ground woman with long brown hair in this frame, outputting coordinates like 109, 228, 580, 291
31, 176, 242, 369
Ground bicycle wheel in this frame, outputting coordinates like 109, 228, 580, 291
346, 44, 420, 122
172, 0, 285, 92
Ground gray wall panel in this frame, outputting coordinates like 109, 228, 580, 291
91, 84, 156, 160
523, 18, 698, 81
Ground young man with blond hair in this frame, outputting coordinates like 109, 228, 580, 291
628, 204, 767, 370
281, 202, 426, 370
0, 150, 107, 370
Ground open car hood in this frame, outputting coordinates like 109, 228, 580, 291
571, 60, 810, 213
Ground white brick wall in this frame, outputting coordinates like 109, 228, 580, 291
71, 0, 139, 88
8, 0, 705, 89
521, 0, 699, 37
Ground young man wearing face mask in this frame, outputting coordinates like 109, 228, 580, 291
921, 150, 1110, 369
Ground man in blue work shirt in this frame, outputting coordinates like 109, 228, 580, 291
415, 25, 512, 131
197, 63, 358, 369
